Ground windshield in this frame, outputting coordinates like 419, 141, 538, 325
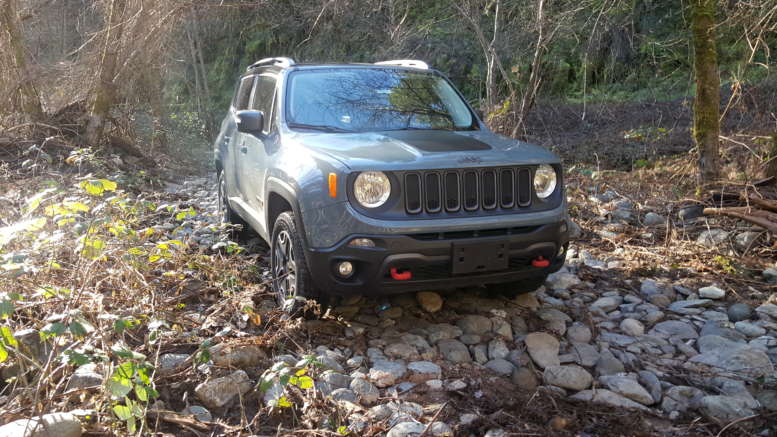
285, 68, 476, 132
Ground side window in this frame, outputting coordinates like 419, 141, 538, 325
233, 76, 255, 110
250, 75, 277, 132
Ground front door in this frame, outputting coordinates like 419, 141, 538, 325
236, 73, 278, 235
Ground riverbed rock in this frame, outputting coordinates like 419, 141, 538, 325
194, 370, 252, 409
525, 332, 560, 369
416, 291, 443, 313
0, 413, 82, 437
543, 365, 592, 390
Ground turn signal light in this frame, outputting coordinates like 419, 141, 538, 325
328, 173, 337, 198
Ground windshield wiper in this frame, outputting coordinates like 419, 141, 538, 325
287, 122, 353, 133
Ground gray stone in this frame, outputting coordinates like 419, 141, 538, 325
316, 354, 345, 373
599, 332, 636, 347
537, 308, 572, 323
457, 314, 492, 335
567, 322, 592, 344
649, 320, 698, 339
756, 390, 777, 411
668, 299, 712, 315
637, 370, 662, 403
728, 303, 753, 322
484, 428, 507, 437
427, 324, 463, 344
181, 405, 212, 422
491, 318, 513, 339
210, 343, 266, 368
734, 231, 760, 250
547, 272, 581, 290
599, 375, 654, 405
734, 321, 766, 338
595, 352, 625, 376
697, 229, 730, 248
321, 371, 352, 390
570, 389, 649, 411
331, 388, 358, 403
385, 343, 419, 361
525, 332, 560, 369
350, 377, 379, 405
487, 338, 510, 360
591, 296, 622, 313
643, 212, 665, 226
570, 343, 600, 367
620, 318, 645, 336
699, 395, 755, 423
640, 279, 661, 296
764, 267, 777, 284
699, 286, 725, 300
406, 361, 441, 382
756, 303, 777, 320
194, 370, 252, 409
472, 344, 488, 364
0, 413, 82, 437
428, 421, 453, 437
485, 358, 515, 375
368, 360, 407, 387
661, 386, 705, 414
700, 321, 746, 342
386, 421, 425, 437
159, 353, 189, 371
543, 365, 592, 390
459, 334, 482, 345
66, 363, 103, 391
437, 339, 471, 363
690, 335, 774, 378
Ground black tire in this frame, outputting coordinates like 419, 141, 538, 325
270, 211, 318, 315
489, 275, 548, 299
217, 170, 246, 228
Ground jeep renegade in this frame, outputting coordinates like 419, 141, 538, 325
214, 57, 570, 312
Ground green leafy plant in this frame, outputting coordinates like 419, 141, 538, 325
107, 347, 159, 433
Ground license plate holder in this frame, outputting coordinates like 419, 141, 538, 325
451, 241, 509, 275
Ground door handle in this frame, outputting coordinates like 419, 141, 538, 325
240, 141, 247, 154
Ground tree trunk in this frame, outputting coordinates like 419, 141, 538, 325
690, 0, 720, 190
0, 0, 44, 122
85, 0, 126, 146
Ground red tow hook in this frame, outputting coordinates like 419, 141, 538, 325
390, 268, 412, 281
532, 256, 550, 268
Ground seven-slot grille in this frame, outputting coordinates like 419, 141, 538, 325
404, 167, 533, 214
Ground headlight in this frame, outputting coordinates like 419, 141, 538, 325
533, 164, 557, 199
354, 171, 391, 208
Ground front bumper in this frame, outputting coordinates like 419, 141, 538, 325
306, 221, 569, 296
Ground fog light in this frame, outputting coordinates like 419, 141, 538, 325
348, 238, 376, 248
337, 261, 354, 278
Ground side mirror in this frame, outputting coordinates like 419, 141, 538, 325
236, 110, 264, 134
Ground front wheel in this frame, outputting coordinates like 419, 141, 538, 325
489, 275, 548, 299
270, 212, 317, 315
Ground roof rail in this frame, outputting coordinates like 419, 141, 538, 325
247, 57, 296, 71
375, 59, 429, 70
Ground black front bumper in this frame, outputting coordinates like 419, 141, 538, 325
305, 221, 569, 296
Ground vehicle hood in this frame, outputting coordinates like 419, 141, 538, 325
287, 129, 559, 171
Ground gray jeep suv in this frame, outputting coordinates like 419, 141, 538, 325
214, 57, 569, 311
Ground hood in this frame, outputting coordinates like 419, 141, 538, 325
288, 129, 559, 171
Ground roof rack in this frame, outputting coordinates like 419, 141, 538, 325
375, 59, 429, 70
247, 57, 296, 71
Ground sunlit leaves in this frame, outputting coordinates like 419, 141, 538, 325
25, 188, 57, 214
175, 208, 196, 221
80, 179, 117, 197
0, 326, 17, 363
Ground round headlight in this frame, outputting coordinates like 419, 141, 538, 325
354, 171, 391, 208
534, 164, 557, 199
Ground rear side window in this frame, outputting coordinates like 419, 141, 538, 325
233, 76, 255, 110
250, 75, 277, 132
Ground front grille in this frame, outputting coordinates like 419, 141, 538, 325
404, 167, 534, 215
